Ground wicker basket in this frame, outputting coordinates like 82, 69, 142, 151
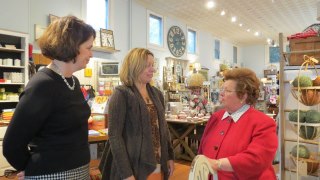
288, 121, 320, 140
290, 154, 320, 174
290, 55, 320, 106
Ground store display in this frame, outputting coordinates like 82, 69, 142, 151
279, 33, 320, 179
0, 29, 29, 121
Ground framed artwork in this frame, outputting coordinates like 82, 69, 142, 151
34, 24, 47, 40
175, 64, 182, 73
49, 14, 60, 24
100, 28, 115, 50
269, 46, 280, 63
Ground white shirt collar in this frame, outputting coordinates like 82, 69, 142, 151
222, 104, 250, 123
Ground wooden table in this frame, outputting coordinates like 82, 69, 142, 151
166, 118, 207, 161
88, 134, 108, 143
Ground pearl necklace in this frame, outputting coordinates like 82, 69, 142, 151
48, 63, 75, 91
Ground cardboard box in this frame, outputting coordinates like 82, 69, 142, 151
289, 37, 320, 66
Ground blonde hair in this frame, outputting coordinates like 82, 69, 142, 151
119, 48, 154, 86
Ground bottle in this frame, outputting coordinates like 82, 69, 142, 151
0, 88, 6, 100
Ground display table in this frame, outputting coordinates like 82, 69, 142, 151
88, 134, 108, 143
166, 118, 208, 161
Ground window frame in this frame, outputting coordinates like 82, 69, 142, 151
214, 39, 220, 60
147, 10, 165, 50
187, 27, 197, 55
85, 0, 110, 30
233, 46, 238, 64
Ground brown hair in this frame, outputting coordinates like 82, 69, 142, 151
223, 68, 260, 105
38, 15, 96, 63
119, 48, 154, 86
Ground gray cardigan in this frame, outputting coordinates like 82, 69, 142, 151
99, 84, 174, 180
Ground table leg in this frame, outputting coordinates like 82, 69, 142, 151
168, 124, 196, 160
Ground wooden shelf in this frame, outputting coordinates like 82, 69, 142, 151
0, 47, 24, 53
92, 46, 120, 53
0, 65, 25, 69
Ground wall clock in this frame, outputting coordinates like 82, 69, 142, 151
167, 26, 186, 57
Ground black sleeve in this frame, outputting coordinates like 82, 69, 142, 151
3, 73, 55, 171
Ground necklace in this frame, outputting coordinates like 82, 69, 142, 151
49, 63, 75, 91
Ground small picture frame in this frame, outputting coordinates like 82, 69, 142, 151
49, 14, 60, 24
34, 24, 47, 40
100, 28, 115, 50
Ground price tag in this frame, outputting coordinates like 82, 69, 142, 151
297, 160, 308, 176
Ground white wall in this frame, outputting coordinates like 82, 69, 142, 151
0, 0, 273, 81
242, 45, 267, 78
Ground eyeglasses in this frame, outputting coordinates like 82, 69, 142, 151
219, 88, 238, 94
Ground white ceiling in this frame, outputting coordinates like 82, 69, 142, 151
135, 0, 320, 46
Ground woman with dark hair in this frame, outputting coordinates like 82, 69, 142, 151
99, 48, 174, 180
3, 15, 96, 180
198, 68, 278, 179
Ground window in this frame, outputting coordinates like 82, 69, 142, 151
269, 46, 280, 63
148, 12, 163, 47
87, 0, 109, 29
187, 29, 196, 54
233, 46, 237, 64
214, 40, 220, 59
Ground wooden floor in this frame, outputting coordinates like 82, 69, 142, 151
171, 160, 191, 180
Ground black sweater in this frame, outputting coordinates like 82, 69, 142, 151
3, 68, 91, 176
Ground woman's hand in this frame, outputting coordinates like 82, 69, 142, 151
206, 158, 220, 171
17, 171, 25, 180
167, 160, 175, 176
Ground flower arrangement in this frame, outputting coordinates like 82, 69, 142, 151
189, 94, 209, 116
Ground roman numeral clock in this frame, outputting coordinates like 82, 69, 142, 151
167, 26, 186, 57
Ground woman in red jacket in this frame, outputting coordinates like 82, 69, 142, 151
198, 68, 278, 180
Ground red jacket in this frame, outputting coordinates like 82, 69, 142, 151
198, 107, 278, 180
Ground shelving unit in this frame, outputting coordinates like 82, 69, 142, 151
0, 29, 29, 113
0, 29, 29, 176
279, 33, 320, 180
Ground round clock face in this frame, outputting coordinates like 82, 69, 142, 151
167, 26, 186, 57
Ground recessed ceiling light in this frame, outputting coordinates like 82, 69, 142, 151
239, 23, 243, 27
231, 16, 237, 22
267, 38, 272, 43
220, 10, 226, 16
247, 29, 251, 32
206, 1, 215, 9
254, 32, 260, 36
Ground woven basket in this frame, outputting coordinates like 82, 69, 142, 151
290, 154, 320, 174
290, 55, 320, 106
288, 121, 320, 140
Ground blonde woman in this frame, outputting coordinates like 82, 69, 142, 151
99, 48, 174, 180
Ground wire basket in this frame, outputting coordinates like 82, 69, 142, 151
290, 55, 320, 106
288, 121, 320, 140
291, 87, 320, 106
290, 154, 320, 174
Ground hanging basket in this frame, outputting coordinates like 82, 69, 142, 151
288, 121, 320, 140
290, 55, 320, 106
291, 87, 320, 106
290, 154, 320, 174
